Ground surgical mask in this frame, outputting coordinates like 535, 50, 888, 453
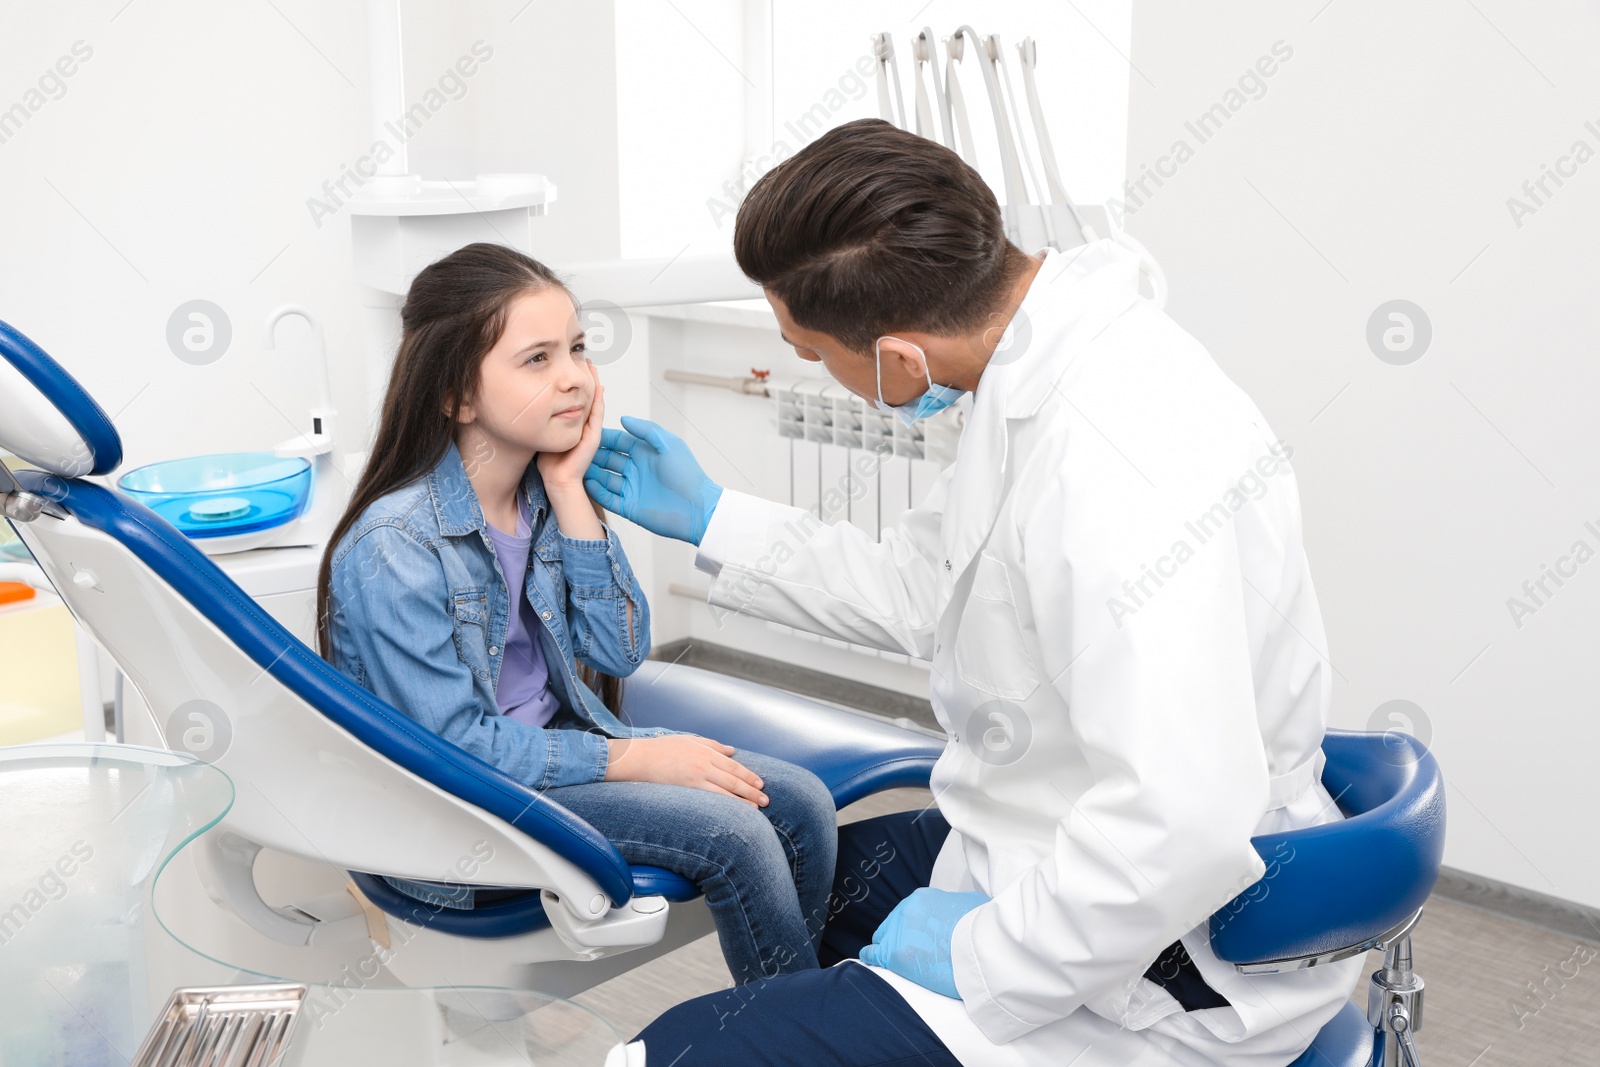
874, 336, 965, 427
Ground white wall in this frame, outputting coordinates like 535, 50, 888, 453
1125, 0, 1600, 907
0, 1, 624, 476
1, 1, 372, 473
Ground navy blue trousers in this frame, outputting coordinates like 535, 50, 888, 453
636, 808, 962, 1066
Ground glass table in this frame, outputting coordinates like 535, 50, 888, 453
0, 744, 628, 1065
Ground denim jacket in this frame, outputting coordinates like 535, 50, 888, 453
327, 440, 672, 793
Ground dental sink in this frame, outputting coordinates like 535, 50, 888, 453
118, 452, 313, 543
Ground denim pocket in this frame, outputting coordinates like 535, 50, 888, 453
450, 587, 492, 681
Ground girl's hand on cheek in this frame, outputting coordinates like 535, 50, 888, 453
537, 362, 604, 491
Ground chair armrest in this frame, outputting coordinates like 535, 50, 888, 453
621, 661, 945, 807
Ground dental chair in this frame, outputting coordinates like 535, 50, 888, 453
1211, 730, 1445, 1067
0, 318, 944, 995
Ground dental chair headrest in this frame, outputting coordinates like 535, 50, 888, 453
0, 319, 123, 477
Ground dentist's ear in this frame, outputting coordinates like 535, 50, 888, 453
875, 335, 931, 381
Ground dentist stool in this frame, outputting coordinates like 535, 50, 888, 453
1210, 730, 1445, 1067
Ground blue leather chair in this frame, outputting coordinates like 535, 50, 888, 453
1210, 730, 1445, 1067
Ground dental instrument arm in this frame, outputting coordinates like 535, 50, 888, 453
910, 30, 944, 144
989, 33, 1058, 248
920, 28, 955, 150
961, 26, 1031, 214
1017, 36, 1095, 248
872, 33, 908, 129
944, 33, 980, 167
1018, 39, 1069, 208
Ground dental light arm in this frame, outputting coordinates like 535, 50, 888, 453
988, 33, 1058, 249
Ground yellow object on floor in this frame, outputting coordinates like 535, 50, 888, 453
0, 599, 83, 745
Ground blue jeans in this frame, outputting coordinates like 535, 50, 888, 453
547, 748, 837, 984
637, 808, 960, 1065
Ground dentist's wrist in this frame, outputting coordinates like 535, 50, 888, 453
690, 481, 723, 546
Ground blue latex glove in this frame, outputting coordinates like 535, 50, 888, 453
858, 888, 989, 1000
583, 415, 724, 545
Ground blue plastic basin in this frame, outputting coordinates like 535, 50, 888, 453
117, 453, 311, 540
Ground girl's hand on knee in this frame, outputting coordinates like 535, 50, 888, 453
605, 736, 770, 807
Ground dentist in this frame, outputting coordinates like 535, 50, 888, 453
588, 119, 1358, 1066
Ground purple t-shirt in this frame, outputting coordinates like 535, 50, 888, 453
484, 492, 559, 729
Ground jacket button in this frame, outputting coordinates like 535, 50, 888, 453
541, 610, 553, 621
488, 646, 500, 657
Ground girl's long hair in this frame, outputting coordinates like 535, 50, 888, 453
315, 242, 624, 714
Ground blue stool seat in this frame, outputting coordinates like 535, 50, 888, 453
1290, 1001, 1379, 1067
1212, 731, 1445, 969
1212, 730, 1445, 1067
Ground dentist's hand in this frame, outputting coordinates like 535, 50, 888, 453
858, 888, 989, 999
584, 415, 723, 545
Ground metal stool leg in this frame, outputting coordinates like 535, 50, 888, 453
1367, 928, 1425, 1067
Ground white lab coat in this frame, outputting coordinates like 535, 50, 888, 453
694, 240, 1361, 1066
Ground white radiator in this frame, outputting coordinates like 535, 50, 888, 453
763, 379, 963, 669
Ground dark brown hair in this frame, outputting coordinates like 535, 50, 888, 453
734, 117, 1029, 353
315, 242, 623, 713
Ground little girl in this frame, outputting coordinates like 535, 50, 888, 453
316, 242, 837, 984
